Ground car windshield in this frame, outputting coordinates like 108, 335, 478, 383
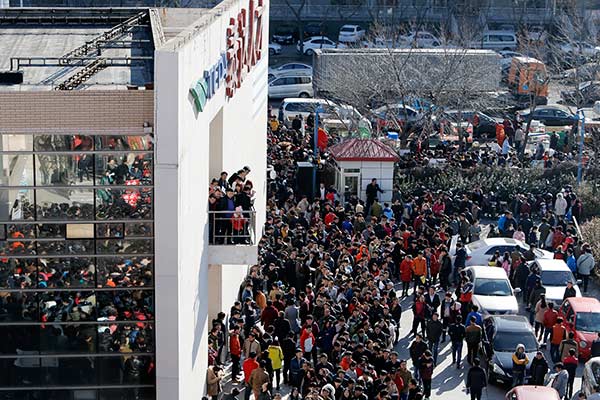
576, 312, 600, 332
493, 331, 537, 352
340, 27, 354, 32
540, 270, 574, 286
474, 278, 512, 296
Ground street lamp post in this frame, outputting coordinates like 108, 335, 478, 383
312, 105, 323, 198
577, 110, 585, 184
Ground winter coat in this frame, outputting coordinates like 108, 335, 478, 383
529, 356, 548, 385
249, 367, 270, 392
426, 319, 444, 343
577, 252, 595, 276
466, 366, 487, 392
268, 345, 284, 370
552, 369, 569, 397
207, 367, 222, 396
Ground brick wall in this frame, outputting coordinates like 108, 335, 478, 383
0, 90, 154, 134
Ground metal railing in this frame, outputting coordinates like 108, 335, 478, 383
208, 209, 256, 246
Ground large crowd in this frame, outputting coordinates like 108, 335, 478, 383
205, 113, 600, 400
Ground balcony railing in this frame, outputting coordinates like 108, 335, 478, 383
208, 209, 257, 246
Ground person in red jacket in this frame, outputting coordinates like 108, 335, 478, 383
542, 302, 558, 345
260, 300, 278, 330
229, 326, 242, 381
299, 325, 316, 361
243, 351, 259, 398
400, 255, 414, 297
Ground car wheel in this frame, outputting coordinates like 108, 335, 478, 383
299, 92, 310, 98
305, 49, 314, 56
269, 48, 275, 56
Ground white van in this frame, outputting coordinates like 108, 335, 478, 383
268, 75, 313, 99
472, 31, 518, 51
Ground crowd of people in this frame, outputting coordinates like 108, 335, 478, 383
205, 113, 599, 400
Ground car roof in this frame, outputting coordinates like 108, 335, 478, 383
566, 297, 600, 312
467, 265, 510, 279
512, 386, 561, 398
480, 237, 524, 246
488, 315, 532, 332
535, 259, 569, 271
341, 24, 360, 28
307, 36, 329, 40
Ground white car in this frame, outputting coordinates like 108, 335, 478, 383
297, 36, 345, 55
464, 265, 520, 315
560, 41, 600, 58
268, 75, 313, 99
338, 24, 365, 43
268, 42, 282, 56
399, 31, 441, 48
530, 259, 582, 306
582, 356, 600, 396
268, 63, 312, 80
526, 25, 548, 42
460, 238, 553, 267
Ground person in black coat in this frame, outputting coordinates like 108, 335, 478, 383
466, 358, 487, 400
529, 351, 549, 386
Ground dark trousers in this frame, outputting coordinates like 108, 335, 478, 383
402, 280, 410, 295
422, 379, 432, 398
581, 274, 590, 292
411, 317, 426, 336
470, 390, 482, 400
273, 369, 281, 388
283, 358, 291, 383
467, 342, 479, 365
550, 344, 560, 362
452, 340, 463, 365
231, 354, 241, 378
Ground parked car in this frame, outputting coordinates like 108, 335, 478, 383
480, 315, 539, 385
278, 98, 369, 130
457, 238, 553, 267
297, 36, 345, 55
582, 357, 600, 396
338, 24, 365, 43
399, 31, 441, 48
498, 50, 525, 69
558, 297, 600, 360
269, 42, 283, 56
505, 386, 561, 400
464, 266, 520, 315
268, 75, 313, 99
361, 37, 399, 48
472, 31, 518, 51
271, 23, 297, 44
523, 25, 548, 43
561, 81, 600, 107
517, 105, 578, 126
371, 104, 422, 131
559, 41, 600, 58
268, 63, 312, 80
531, 259, 581, 306
304, 23, 323, 38
441, 110, 501, 138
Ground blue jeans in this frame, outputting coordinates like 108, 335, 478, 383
430, 339, 440, 365
512, 371, 525, 387
400, 393, 408, 400
452, 340, 463, 365
551, 344, 560, 362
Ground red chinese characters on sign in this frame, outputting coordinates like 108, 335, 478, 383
225, 0, 265, 98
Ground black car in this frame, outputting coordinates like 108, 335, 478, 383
518, 106, 578, 126
561, 81, 600, 107
479, 315, 539, 386
442, 110, 501, 138
271, 23, 298, 44
304, 23, 324, 38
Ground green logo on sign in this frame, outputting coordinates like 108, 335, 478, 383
190, 79, 208, 112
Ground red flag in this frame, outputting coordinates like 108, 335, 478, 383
317, 127, 328, 151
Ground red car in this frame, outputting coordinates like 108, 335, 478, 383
505, 386, 561, 400
558, 297, 600, 360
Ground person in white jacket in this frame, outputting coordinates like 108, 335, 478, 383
555, 193, 568, 218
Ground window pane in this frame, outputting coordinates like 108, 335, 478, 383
97, 322, 154, 353
0, 258, 36, 289
96, 239, 153, 254
1, 135, 33, 151
0, 292, 38, 322
97, 257, 154, 288
37, 240, 94, 256
39, 291, 96, 322
36, 224, 66, 238
125, 222, 153, 237
0, 240, 36, 256
66, 223, 94, 239
96, 223, 125, 238
95, 135, 153, 151
38, 258, 94, 288
36, 189, 94, 221
0, 190, 35, 221
0, 154, 33, 186
97, 290, 153, 321
0, 325, 40, 354
96, 188, 153, 220
35, 154, 94, 186
39, 324, 97, 354
99, 388, 156, 400
33, 135, 93, 152
95, 153, 153, 186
